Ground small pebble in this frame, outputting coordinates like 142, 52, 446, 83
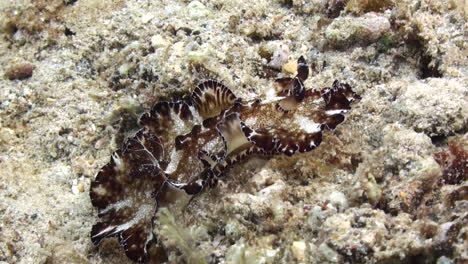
328, 191, 349, 211
399, 191, 407, 199
436, 256, 454, 264
291, 241, 306, 261
187, 1, 210, 19
282, 60, 297, 74
151, 35, 169, 49
268, 45, 289, 70
77, 183, 85, 193
0, 127, 16, 143
5, 62, 34, 80
71, 179, 80, 194
141, 13, 154, 24
325, 13, 390, 48
318, 243, 339, 262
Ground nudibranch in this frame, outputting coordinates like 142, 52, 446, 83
90, 56, 360, 262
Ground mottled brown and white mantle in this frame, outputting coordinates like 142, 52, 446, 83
89, 57, 360, 262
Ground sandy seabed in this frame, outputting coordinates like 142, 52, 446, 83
0, 0, 466, 263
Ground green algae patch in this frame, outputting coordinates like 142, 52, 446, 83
377, 33, 399, 53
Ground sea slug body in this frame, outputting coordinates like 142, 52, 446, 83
90, 56, 360, 262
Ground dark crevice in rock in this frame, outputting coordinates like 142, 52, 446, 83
430, 135, 447, 146
418, 53, 443, 79
324, 0, 349, 19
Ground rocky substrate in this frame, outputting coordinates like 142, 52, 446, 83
0, 0, 466, 263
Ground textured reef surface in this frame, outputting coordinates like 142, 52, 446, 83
90, 57, 359, 262
0, 0, 466, 263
